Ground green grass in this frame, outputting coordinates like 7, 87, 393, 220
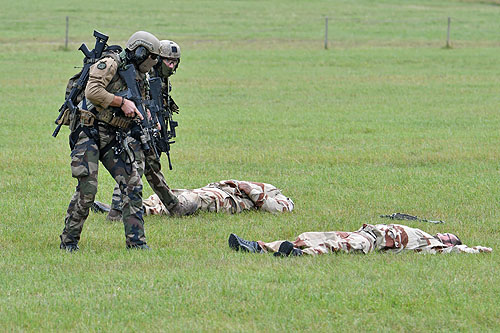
1, 0, 499, 330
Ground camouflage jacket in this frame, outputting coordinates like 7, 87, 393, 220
270, 224, 492, 255
143, 180, 294, 215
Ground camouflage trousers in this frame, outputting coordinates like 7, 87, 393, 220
110, 137, 178, 212
259, 224, 492, 255
60, 124, 147, 247
143, 180, 294, 215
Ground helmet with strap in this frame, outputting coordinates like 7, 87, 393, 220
158, 40, 181, 77
125, 31, 161, 73
159, 40, 181, 59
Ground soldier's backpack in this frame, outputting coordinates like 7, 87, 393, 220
58, 45, 123, 127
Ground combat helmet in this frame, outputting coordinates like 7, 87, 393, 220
125, 31, 160, 72
126, 31, 160, 55
159, 40, 181, 59
158, 40, 181, 76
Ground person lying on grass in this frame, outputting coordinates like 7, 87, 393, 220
228, 223, 492, 257
93, 180, 294, 217
143, 179, 294, 215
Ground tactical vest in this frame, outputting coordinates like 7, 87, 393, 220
60, 49, 134, 130
89, 51, 149, 129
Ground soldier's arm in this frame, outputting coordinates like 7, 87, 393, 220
85, 57, 118, 108
85, 57, 142, 119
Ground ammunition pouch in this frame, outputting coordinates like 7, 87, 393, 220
109, 116, 132, 129
69, 108, 80, 132
80, 109, 96, 127
94, 108, 132, 129
57, 108, 71, 126
57, 106, 81, 132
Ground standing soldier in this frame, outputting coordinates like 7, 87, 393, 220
59, 31, 161, 251
106, 39, 195, 221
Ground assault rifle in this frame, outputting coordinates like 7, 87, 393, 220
117, 64, 159, 159
147, 77, 178, 170
164, 78, 179, 140
52, 30, 109, 138
380, 212, 445, 224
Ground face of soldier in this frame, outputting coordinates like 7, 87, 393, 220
138, 54, 158, 73
161, 58, 179, 77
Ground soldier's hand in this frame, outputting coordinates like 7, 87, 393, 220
122, 99, 144, 120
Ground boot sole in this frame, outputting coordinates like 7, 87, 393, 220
228, 233, 240, 251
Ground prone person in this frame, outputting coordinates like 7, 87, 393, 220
228, 223, 492, 257
142, 180, 295, 215
93, 180, 294, 216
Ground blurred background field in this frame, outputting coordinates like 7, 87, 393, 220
0, 0, 499, 330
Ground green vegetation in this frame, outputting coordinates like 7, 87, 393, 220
0, 0, 499, 330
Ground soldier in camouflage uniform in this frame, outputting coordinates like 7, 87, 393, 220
142, 180, 294, 215
59, 31, 162, 251
229, 223, 492, 256
106, 40, 194, 221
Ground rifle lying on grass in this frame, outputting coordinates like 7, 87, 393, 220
380, 212, 445, 224
52, 30, 109, 138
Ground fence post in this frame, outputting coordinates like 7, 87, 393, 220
446, 17, 451, 48
65, 16, 69, 49
324, 17, 328, 50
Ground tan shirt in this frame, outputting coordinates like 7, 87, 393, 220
85, 57, 119, 110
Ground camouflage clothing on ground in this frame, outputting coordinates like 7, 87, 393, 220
143, 180, 294, 215
259, 224, 492, 255
60, 55, 148, 248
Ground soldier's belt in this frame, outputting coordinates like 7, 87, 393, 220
93, 108, 132, 129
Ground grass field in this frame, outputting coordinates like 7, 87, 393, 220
1, 0, 499, 330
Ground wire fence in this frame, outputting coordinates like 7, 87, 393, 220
2, 14, 500, 49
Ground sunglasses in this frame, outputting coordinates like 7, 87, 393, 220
162, 58, 179, 65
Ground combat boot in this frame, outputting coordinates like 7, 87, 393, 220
127, 244, 151, 250
106, 208, 122, 221
273, 241, 302, 257
60, 243, 79, 252
228, 233, 262, 253
91, 201, 111, 214
167, 197, 197, 217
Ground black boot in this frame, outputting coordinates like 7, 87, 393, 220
106, 208, 122, 221
126, 243, 151, 250
91, 201, 111, 214
228, 233, 262, 253
60, 243, 79, 252
273, 241, 302, 257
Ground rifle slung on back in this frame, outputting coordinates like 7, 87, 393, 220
52, 30, 109, 138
